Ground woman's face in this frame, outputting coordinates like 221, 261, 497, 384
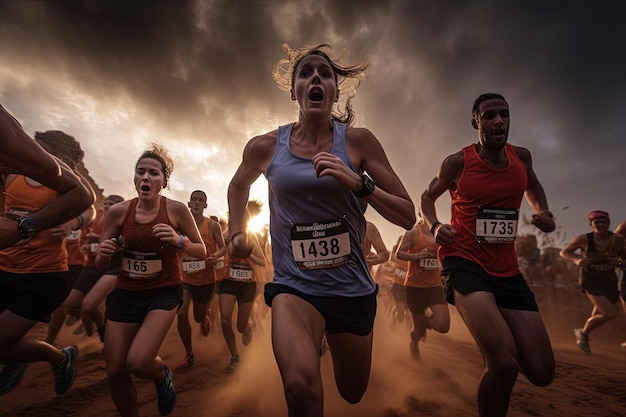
292, 54, 338, 117
134, 157, 165, 198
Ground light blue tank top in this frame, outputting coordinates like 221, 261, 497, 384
264, 120, 375, 297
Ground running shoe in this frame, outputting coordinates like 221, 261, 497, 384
242, 325, 253, 346
225, 355, 240, 372
176, 354, 194, 370
0, 363, 29, 395
156, 365, 176, 416
573, 328, 591, 353
201, 315, 211, 337
52, 345, 78, 395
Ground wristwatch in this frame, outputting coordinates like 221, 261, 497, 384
353, 174, 375, 198
17, 217, 39, 238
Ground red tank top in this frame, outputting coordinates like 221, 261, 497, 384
181, 217, 218, 285
439, 144, 527, 277
0, 175, 68, 273
405, 225, 442, 288
116, 196, 181, 290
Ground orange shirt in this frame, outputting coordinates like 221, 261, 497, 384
181, 217, 218, 286
405, 225, 442, 288
0, 175, 68, 273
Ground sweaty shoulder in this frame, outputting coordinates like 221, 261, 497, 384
440, 149, 465, 184
511, 144, 532, 166
245, 130, 278, 172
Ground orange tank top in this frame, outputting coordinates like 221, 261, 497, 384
116, 196, 181, 290
222, 242, 258, 283
405, 225, 442, 288
0, 175, 68, 273
439, 144, 527, 277
181, 217, 218, 285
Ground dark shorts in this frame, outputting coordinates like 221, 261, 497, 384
405, 286, 447, 315
441, 256, 539, 311
105, 284, 183, 323
66, 264, 84, 289
580, 269, 620, 304
264, 283, 377, 336
620, 269, 626, 301
391, 282, 407, 305
217, 279, 257, 303
182, 282, 215, 304
0, 270, 71, 322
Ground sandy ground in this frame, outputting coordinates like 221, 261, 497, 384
1, 300, 625, 417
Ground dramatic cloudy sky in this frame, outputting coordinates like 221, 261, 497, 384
1, 0, 624, 248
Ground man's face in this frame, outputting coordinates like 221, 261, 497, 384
188, 192, 207, 214
475, 98, 510, 150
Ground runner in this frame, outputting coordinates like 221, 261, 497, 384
614, 220, 626, 350
96, 143, 206, 416
227, 43, 415, 417
560, 210, 625, 353
176, 190, 225, 370
420, 92, 556, 417
0, 172, 81, 396
218, 206, 266, 371
396, 220, 450, 360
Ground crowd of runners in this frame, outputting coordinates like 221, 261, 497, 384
1, 43, 624, 417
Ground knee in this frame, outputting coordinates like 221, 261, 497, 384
283, 374, 322, 409
220, 317, 232, 328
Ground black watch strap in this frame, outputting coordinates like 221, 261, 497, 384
353, 175, 375, 198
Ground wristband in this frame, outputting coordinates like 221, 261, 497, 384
177, 234, 185, 249
430, 222, 442, 235
76, 213, 86, 230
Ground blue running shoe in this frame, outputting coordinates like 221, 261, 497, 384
52, 345, 78, 395
156, 365, 176, 416
0, 363, 29, 395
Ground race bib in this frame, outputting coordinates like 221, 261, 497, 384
291, 218, 351, 270
122, 249, 163, 279
182, 260, 206, 273
419, 258, 440, 270
229, 263, 253, 281
475, 207, 519, 243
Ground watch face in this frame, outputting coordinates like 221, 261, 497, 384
363, 175, 375, 192
18, 217, 39, 237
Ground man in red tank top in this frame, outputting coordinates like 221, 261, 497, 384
420, 93, 556, 417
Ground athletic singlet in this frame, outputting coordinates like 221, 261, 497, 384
181, 217, 218, 285
580, 232, 620, 278
222, 241, 258, 283
265, 121, 374, 297
439, 143, 527, 277
116, 196, 181, 290
405, 225, 441, 288
66, 230, 87, 266
0, 175, 68, 273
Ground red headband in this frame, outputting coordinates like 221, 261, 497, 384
588, 210, 610, 224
